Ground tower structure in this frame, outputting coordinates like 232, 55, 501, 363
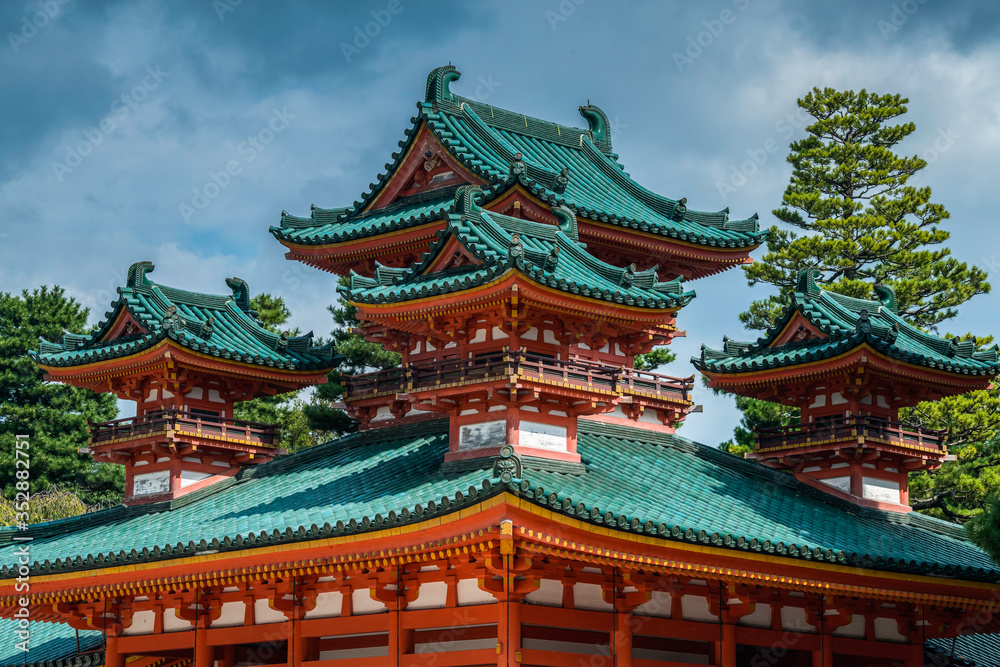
341, 188, 696, 466
33, 261, 338, 503
694, 269, 999, 511
271, 65, 766, 457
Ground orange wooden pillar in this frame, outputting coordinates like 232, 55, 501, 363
290, 619, 309, 667
613, 614, 633, 667
720, 622, 737, 667
811, 635, 833, 667
194, 624, 213, 667
220, 645, 237, 667
104, 635, 125, 667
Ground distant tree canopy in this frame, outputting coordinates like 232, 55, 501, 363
0, 287, 121, 506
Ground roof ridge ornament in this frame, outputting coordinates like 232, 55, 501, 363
551, 205, 578, 238
492, 444, 522, 483
508, 233, 524, 260
552, 167, 570, 194
454, 185, 484, 215
226, 277, 252, 312
543, 246, 560, 272
578, 103, 612, 149
161, 305, 186, 334
796, 267, 823, 295
855, 309, 872, 335
198, 316, 215, 340
509, 151, 526, 177
425, 65, 461, 104
873, 283, 898, 314
672, 197, 688, 222
126, 261, 155, 289
621, 264, 637, 289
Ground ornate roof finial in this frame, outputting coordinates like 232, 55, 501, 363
454, 185, 484, 215
873, 283, 897, 314
672, 197, 688, 222
796, 268, 823, 295
507, 233, 524, 261
425, 65, 461, 103
543, 246, 560, 272
226, 277, 251, 312
578, 103, 612, 148
508, 151, 526, 177
126, 261, 155, 289
855, 309, 872, 335
551, 205, 577, 238
492, 445, 523, 483
553, 167, 570, 194
621, 264, 637, 289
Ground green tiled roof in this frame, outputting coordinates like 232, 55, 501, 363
274, 188, 455, 246
1, 418, 995, 583
341, 187, 695, 310
32, 262, 339, 373
0, 619, 102, 667
926, 634, 1000, 666
693, 269, 1000, 377
270, 65, 764, 253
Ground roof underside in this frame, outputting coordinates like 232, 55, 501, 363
33, 262, 337, 373
1, 418, 994, 583
694, 270, 999, 378
270, 66, 764, 257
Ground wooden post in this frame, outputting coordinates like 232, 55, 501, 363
614, 613, 633, 667
291, 619, 308, 667
194, 624, 213, 667
104, 635, 125, 667
720, 622, 737, 667
220, 645, 237, 667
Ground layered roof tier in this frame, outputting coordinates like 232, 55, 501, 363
694, 269, 999, 401
271, 65, 765, 280
339, 188, 694, 350
33, 261, 339, 396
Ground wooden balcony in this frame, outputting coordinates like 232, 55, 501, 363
344, 351, 692, 403
754, 415, 947, 454
89, 409, 281, 448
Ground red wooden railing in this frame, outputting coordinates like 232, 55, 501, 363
755, 415, 946, 452
89, 409, 280, 447
344, 350, 692, 402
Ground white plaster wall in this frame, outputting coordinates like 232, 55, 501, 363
162, 608, 193, 631
304, 591, 344, 619
525, 578, 562, 607
211, 601, 246, 627
408, 581, 448, 610
123, 610, 155, 635
457, 578, 497, 606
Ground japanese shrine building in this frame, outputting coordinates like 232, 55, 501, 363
2, 65, 1000, 667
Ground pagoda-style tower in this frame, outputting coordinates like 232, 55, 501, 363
271, 65, 765, 283
341, 188, 696, 467
33, 261, 338, 504
694, 269, 999, 511
271, 64, 765, 458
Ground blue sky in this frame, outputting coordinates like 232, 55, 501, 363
3, 0, 999, 446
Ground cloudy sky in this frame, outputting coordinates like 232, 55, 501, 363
3, 0, 999, 446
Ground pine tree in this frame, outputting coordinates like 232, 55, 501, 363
730, 87, 997, 527
0, 287, 120, 505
